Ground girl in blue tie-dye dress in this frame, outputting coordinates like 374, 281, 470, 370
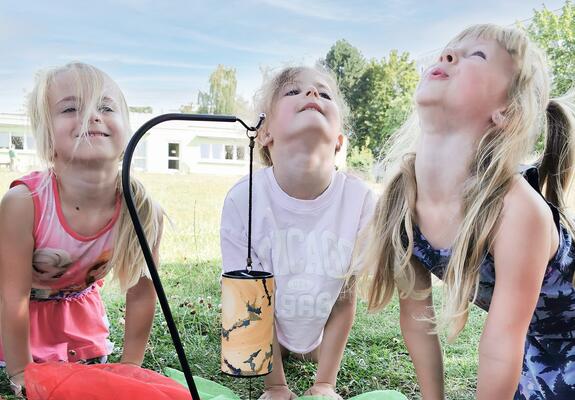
363, 24, 575, 399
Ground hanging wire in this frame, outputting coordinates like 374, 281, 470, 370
245, 113, 265, 273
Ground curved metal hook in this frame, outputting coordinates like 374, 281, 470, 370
121, 112, 265, 399
244, 113, 266, 139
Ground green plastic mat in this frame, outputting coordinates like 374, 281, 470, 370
164, 368, 407, 400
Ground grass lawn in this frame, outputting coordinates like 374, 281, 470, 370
0, 170, 485, 399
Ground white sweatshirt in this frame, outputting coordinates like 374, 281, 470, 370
220, 167, 375, 353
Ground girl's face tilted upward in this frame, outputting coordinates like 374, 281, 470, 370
266, 69, 342, 151
48, 70, 127, 164
416, 37, 515, 129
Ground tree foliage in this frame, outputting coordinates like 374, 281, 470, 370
347, 141, 375, 179
128, 106, 153, 113
179, 102, 194, 113
189, 65, 253, 117
322, 40, 419, 155
350, 51, 418, 154
322, 39, 366, 102
197, 65, 238, 114
526, 0, 575, 96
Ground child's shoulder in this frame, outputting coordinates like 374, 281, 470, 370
491, 174, 557, 277
1, 179, 35, 223
500, 175, 554, 239
10, 170, 50, 190
504, 175, 551, 217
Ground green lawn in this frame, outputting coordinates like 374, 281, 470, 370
0, 170, 485, 399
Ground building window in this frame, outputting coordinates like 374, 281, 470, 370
236, 146, 245, 160
11, 136, 24, 150
200, 144, 210, 159
0, 132, 9, 149
225, 145, 234, 160
168, 143, 180, 158
200, 143, 247, 161
168, 143, 180, 170
212, 144, 223, 159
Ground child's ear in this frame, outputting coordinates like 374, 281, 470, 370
491, 109, 506, 128
258, 131, 273, 147
335, 133, 344, 153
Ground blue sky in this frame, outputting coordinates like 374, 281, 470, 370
0, 0, 566, 114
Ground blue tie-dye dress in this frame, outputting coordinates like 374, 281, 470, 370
411, 168, 575, 399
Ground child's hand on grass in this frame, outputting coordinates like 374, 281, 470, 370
9, 371, 26, 398
258, 384, 297, 400
304, 382, 342, 399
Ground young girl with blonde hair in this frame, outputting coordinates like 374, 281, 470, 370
0, 62, 163, 396
365, 24, 575, 399
221, 65, 375, 399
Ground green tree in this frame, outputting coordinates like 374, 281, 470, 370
347, 142, 375, 179
179, 102, 194, 113
321, 39, 366, 102
350, 50, 419, 154
194, 64, 252, 116
197, 65, 238, 114
526, 1, 575, 96
128, 106, 153, 113
196, 91, 213, 114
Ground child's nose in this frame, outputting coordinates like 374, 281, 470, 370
306, 87, 319, 97
89, 110, 102, 123
439, 48, 458, 64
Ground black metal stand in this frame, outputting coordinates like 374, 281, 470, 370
121, 113, 264, 399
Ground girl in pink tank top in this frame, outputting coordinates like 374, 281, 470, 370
0, 62, 164, 396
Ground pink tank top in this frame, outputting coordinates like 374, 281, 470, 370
0, 171, 121, 363
11, 171, 121, 299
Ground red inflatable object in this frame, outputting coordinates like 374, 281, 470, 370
24, 362, 194, 400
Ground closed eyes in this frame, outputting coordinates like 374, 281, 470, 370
471, 50, 487, 59
99, 105, 115, 112
61, 105, 114, 114
284, 88, 332, 100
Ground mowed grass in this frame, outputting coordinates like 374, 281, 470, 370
0, 170, 485, 399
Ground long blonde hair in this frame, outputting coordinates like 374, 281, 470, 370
28, 62, 162, 292
254, 65, 349, 166
365, 24, 575, 340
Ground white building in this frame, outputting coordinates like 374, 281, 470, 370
0, 112, 252, 175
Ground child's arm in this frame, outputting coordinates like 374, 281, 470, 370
121, 216, 163, 366
477, 183, 551, 399
0, 186, 35, 385
260, 331, 297, 400
308, 280, 356, 397
121, 276, 156, 365
399, 261, 444, 400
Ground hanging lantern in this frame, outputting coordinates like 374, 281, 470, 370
220, 114, 274, 377
221, 270, 274, 376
